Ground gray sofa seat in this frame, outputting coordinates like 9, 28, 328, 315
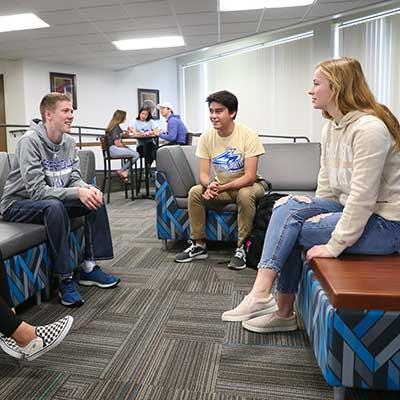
158, 143, 321, 206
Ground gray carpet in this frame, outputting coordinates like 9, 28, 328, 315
0, 192, 397, 400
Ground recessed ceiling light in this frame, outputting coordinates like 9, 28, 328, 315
0, 13, 49, 33
113, 36, 185, 50
219, 0, 315, 12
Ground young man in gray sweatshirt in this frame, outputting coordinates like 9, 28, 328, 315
0, 93, 120, 307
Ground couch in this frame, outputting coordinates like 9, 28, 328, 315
155, 143, 321, 248
0, 150, 95, 307
155, 142, 400, 399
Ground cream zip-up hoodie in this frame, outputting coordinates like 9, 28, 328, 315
316, 110, 400, 257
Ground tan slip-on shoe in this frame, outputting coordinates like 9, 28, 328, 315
222, 294, 278, 322
242, 312, 298, 333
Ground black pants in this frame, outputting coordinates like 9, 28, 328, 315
0, 295, 22, 337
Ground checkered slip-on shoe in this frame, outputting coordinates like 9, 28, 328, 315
0, 334, 24, 360
20, 316, 73, 361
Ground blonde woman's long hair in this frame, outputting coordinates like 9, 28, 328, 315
318, 57, 400, 150
106, 109, 126, 134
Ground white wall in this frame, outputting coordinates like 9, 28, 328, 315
0, 59, 26, 151
115, 58, 179, 130
2, 57, 178, 168
22, 60, 121, 127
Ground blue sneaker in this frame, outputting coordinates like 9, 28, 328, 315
78, 266, 120, 289
58, 279, 84, 307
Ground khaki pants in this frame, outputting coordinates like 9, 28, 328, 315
188, 182, 265, 247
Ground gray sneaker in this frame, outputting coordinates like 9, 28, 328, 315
175, 240, 208, 263
228, 245, 247, 270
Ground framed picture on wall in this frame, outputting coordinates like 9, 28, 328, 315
137, 88, 160, 120
50, 72, 77, 110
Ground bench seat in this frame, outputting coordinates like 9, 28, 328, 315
298, 255, 400, 399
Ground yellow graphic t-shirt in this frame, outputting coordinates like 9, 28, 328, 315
196, 123, 265, 184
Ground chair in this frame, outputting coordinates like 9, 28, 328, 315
99, 135, 136, 203
136, 138, 156, 197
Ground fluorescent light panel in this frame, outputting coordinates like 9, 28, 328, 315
113, 36, 184, 50
219, 0, 314, 12
0, 13, 49, 33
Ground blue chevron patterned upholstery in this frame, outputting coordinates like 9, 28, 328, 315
3, 227, 85, 307
156, 171, 238, 242
298, 261, 400, 393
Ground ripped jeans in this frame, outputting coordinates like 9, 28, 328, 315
258, 195, 400, 294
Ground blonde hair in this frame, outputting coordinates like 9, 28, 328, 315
318, 57, 400, 150
106, 109, 126, 133
40, 92, 72, 122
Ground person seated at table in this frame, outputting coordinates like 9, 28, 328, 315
129, 107, 158, 165
156, 101, 188, 145
0, 295, 73, 361
105, 110, 139, 182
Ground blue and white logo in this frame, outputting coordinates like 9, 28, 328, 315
212, 148, 243, 174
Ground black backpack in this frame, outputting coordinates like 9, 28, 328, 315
244, 192, 287, 269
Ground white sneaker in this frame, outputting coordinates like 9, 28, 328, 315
242, 312, 298, 333
222, 294, 278, 322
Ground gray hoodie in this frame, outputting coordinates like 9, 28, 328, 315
0, 119, 90, 214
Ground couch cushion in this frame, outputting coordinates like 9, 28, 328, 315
156, 146, 196, 198
0, 216, 84, 260
0, 153, 10, 200
258, 143, 320, 191
181, 146, 200, 184
0, 218, 47, 260
78, 150, 96, 184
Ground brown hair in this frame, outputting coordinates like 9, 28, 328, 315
106, 110, 127, 133
40, 92, 72, 122
318, 57, 400, 149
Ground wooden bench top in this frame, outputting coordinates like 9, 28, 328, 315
310, 255, 400, 311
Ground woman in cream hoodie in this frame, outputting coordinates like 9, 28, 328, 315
222, 57, 400, 333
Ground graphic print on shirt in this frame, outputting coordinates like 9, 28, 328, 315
212, 148, 244, 175
42, 158, 73, 188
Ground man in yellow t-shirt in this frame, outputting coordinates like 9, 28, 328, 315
175, 90, 265, 269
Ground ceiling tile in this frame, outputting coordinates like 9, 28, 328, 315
176, 12, 217, 26
305, 1, 359, 18
182, 24, 218, 35
221, 22, 258, 35
259, 17, 303, 32
263, 6, 310, 19
124, 1, 171, 18
78, 5, 129, 21
172, 0, 217, 14
220, 10, 263, 23
108, 27, 180, 40
36, 9, 86, 25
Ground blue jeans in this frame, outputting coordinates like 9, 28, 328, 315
258, 195, 400, 294
109, 145, 139, 170
3, 199, 114, 280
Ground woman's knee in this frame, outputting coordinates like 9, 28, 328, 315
273, 194, 312, 211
